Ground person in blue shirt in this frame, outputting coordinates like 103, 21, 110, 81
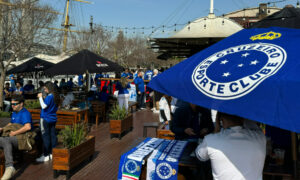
116, 77, 131, 110
23, 80, 35, 94
67, 78, 74, 90
36, 82, 60, 162
94, 73, 103, 88
78, 74, 84, 87
121, 69, 130, 79
9, 74, 16, 90
13, 81, 24, 96
144, 69, 154, 80
0, 95, 32, 179
134, 71, 146, 109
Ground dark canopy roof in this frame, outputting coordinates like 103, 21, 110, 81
250, 6, 300, 28
45, 49, 124, 76
7, 57, 55, 74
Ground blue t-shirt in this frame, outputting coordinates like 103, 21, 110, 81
67, 80, 73, 88
144, 70, 153, 80
11, 108, 32, 128
95, 74, 103, 86
14, 87, 24, 95
134, 77, 145, 93
116, 82, 130, 94
78, 75, 84, 86
121, 72, 129, 78
23, 84, 35, 92
40, 94, 58, 123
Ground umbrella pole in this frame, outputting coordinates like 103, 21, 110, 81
291, 132, 297, 178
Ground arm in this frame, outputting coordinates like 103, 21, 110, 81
195, 139, 210, 161
38, 96, 48, 109
10, 123, 31, 136
160, 110, 168, 122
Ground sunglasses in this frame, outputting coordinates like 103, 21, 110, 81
11, 102, 20, 106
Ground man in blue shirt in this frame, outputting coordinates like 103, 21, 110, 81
134, 71, 146, 109
78, 74, 84, 87
23, 80, 35, 94
121, 69, 130, 79
144, 69, 154, 80
0, 95, 32, 180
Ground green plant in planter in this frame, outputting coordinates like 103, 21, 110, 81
58, 122, 88, 149
24, 100, 41, 109
0, 111, 11, 118
109, 104, 128, 120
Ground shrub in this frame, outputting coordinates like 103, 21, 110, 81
0, 111, 11, 118
58, 122, 88, 149
109, 104, 128, 120
24, 100, 41, 109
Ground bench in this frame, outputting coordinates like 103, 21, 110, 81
128, 101, 138, 113
143, 122, 160, 137
28, 109, 88, 129
157, 124, 175, 140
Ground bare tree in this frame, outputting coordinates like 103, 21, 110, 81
0, 0, 57, 109
69, 25, 112, 55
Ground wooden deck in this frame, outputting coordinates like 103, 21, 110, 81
5, 109, 159, 180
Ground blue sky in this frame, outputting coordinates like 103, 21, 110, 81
41, 0, 297, 36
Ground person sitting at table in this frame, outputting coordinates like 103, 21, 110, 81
59, 79, 67, 90
171, 102, 214, 141
67, 78, 74, 90
196, 112, 266, 180
3, 83, 13, 112
13, 81, 24, 96
36, 82, 60, 162
23, 80, 35, 94
0, 95, 33, 180
61, 87, 75, 109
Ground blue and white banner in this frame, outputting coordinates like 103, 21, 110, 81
153, 140, 188, 180
118, 138, 164, 180
146, 140, 171, 180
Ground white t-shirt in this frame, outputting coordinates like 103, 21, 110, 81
159, 96, 171, 123
196, 126, 266, 180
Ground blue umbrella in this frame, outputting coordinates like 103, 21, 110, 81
149, 27, 300, 133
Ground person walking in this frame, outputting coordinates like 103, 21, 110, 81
36, 82, 60, 162
116, 77, 131, 110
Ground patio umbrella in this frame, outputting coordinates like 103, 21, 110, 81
7, 57, 55, 74
45, 49, 123, 76
250, 6, 300, 29
148, 27, 300, 133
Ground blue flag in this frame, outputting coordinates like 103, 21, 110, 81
149, 27, 300, 133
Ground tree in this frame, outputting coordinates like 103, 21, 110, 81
0, 0, 57, 109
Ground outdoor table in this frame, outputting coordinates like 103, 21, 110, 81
28, 108, 89, 129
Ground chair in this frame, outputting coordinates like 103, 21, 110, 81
143, 122, 159, 137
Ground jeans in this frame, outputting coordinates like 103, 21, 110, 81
40, 118, 57, 156
0, 136, 18, 167
137, 92, 145, 108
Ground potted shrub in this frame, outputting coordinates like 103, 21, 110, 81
109, 104, 133, 139
52, 123, 95, 179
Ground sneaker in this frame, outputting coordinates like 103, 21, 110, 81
151, 108, 155, 111
140, 108, 146, 110
36, 155, 50, 162
49, 154, 52, 159
153, 110, 160, 114
1, 166, 16, 180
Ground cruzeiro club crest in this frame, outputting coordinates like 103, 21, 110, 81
192, 43, 286, 100
125, 160, 139, 174
156, 162, 173, 179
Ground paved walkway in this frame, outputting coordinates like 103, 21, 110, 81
1, 109, 159, 180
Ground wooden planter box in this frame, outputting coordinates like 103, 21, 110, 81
110, 114, 133, 139
52, 136, 95, 179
